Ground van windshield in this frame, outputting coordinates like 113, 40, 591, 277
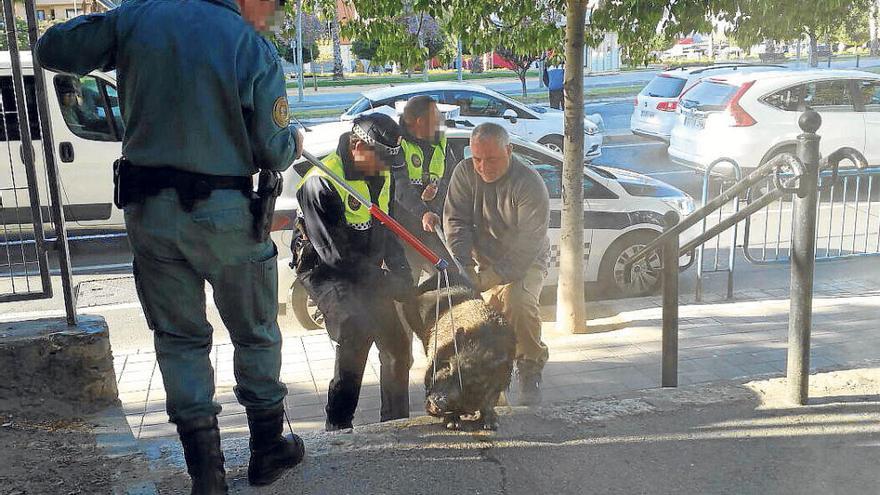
680, 80, 739, 111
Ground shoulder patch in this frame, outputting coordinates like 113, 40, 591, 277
272, 97, 289, 128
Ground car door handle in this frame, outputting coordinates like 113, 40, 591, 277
59, 142, 74, 163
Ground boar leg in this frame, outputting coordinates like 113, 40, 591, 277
480, 392, 502, 430
444, 413, 462, 430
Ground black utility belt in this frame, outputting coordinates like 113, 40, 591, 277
113, 158, 252, 211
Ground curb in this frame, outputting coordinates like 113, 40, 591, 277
90, 404, 160, 495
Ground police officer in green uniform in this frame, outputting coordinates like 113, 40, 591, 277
37, 0, 304, 492
294, 113, 413, 431
392, 96, 459, 283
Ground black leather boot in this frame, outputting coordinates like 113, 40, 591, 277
516, 361, 543, 406
246, 404, 305, 486
176, 416, 228, 495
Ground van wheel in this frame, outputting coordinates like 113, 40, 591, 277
539, 135, 564, 154
599, 231, 662, 299
291, 280, 324, 330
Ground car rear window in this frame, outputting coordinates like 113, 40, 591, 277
642, 75, 687, 98
680, 80, 739, 111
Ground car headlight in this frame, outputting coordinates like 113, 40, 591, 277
662, 196, 696, 218
584, 125, 598, 136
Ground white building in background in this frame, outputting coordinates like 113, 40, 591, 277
553, 4, 621, 74
585, 32, 620, 73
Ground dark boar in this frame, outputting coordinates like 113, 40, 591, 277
403, 275, 516, 430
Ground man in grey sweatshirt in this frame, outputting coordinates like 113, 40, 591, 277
443, 123, 551, 405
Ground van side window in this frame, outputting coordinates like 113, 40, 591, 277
0, 76, 42, 142
54, 74, 121, 142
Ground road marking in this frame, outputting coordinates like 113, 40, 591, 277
0, 301, 143, 323
603, 142, 667, 149
66, 262, 133, 275
2, 262, 133, 278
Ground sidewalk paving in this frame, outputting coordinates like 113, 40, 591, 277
115, 277, 880, 442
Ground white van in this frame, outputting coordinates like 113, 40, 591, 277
0, 52, 122, 230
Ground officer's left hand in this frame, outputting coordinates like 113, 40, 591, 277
422, 212, 440, 233
421, 183, 438, 201
293, 128, 304, 160
476, 266, 503, 292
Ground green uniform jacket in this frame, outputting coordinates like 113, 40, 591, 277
35, 0, 297, 176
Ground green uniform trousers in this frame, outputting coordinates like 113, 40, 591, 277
124, 188, 287, 423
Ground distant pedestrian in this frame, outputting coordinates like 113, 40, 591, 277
543, 64, 565, 110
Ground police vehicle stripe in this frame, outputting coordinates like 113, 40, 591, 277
548, 210, 666, 230
547, 242, 591, 268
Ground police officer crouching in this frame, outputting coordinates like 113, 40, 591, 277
294, 113, 414, 431
36, 0, 305, 492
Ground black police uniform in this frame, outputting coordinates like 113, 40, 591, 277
295, 127, 413, 430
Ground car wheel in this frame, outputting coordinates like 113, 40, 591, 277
539, 135, 564, 154
290, 279, 324, 330
599, 231, 663, 299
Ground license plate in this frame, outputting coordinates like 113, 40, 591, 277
640, 110, 655, 119
684, 116, 705, 129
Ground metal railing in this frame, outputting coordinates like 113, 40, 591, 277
694, 159, 742, 301
743, 166, 880, 264
0, 0, 76, 324
625, 109, 868, 404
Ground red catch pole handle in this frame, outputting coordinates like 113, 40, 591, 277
369, 205, 448, 270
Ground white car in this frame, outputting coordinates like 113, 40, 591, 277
340, 82, 604, 159
0, 52, 123, 230
668, 69, 880, 173
272, 124, 696, 329
631, 64, 783, 141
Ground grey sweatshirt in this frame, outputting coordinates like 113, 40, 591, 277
443, 156, 550, 282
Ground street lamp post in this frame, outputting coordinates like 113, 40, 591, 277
296, 0, 304, 103
457, 38, 463, 82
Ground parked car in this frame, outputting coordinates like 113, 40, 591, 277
340, 82, 605, 160
631, 64, 784, 141
668, 69, 880, 174
0, 52, 123, 231
271, 124, 696, 329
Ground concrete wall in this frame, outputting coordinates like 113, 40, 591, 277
0, 315, 118, 416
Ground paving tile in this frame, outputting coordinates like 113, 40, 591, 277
137, 422, 177, 440
141, 410, 170, 428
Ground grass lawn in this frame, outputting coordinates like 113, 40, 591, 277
286, 69, 541, 89
864, 66, 880, 74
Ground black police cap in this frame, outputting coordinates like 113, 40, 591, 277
352, 113, 402, 154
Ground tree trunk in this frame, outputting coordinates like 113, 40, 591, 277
808, 31, 819, 68
471, 54, 483, 73
871, 0, 879, 57
520, 71, 527, 97
331, 14, 344, 80
556, 0, 588, 334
